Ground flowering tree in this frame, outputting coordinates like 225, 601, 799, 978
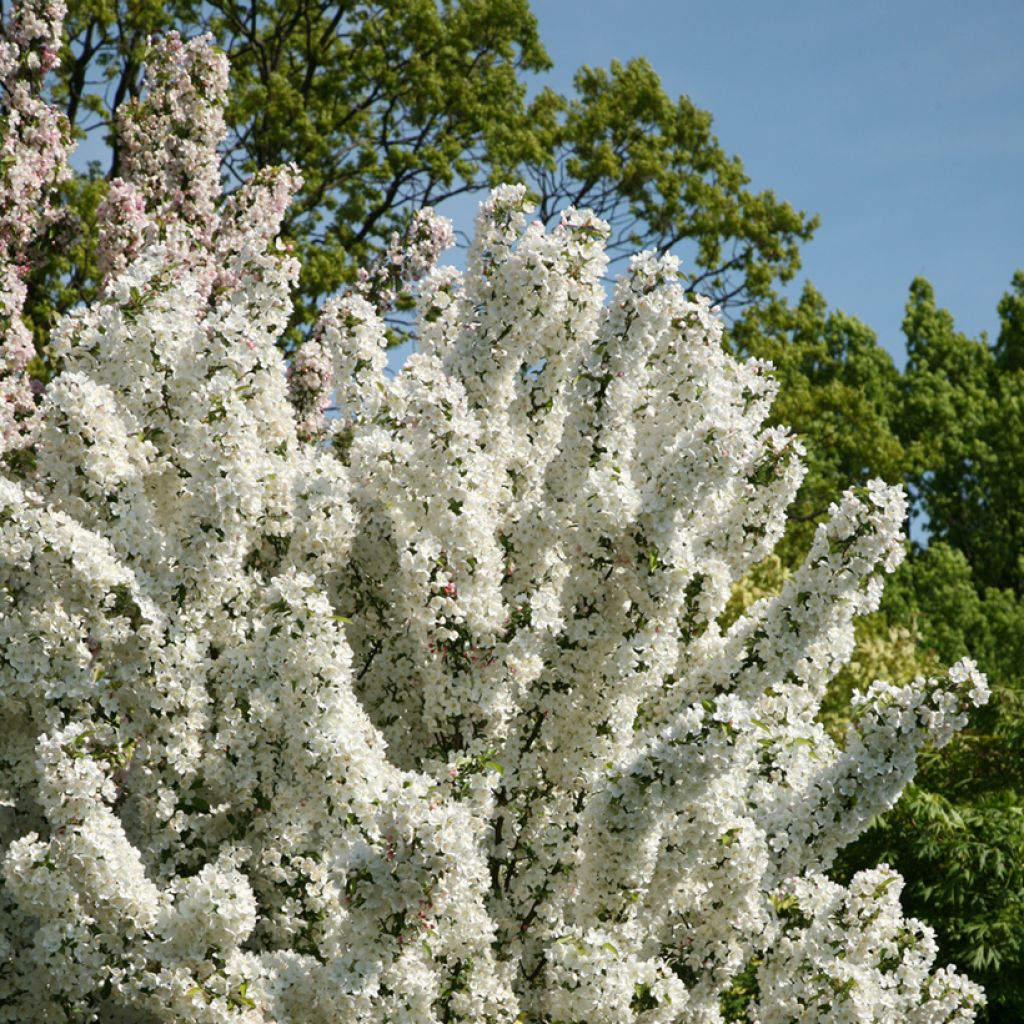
0, 4, 990, 1021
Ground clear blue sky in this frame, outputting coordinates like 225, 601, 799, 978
522, 0, 1023, 366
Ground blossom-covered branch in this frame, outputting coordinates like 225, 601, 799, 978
0, 0, 71, 453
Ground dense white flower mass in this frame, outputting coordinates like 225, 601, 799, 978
0, 4, 989, 1021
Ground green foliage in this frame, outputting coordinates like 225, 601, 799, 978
22, 169, 107, 357
733, 271, 1024, 1021
524, 57, 816, 310
836, 542, 1024, 1021
35, 0, 815, 348
902, 275, 1024, 594
214, 0, 552, 331
720, 956, 761, 1022
739, 277, 1024, 1023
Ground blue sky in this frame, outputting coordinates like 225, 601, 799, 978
522, 0, 1023, 366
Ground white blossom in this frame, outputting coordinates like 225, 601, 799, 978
0, 10, 988, 1023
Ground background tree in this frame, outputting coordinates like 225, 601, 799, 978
729, 283, 907, 562
524, 58, 812, 309
901, 275, 1024, 594
832, 279, 1024, 1022
22, 0, 814, 345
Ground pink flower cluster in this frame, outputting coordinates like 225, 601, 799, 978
0, 0, 71, 452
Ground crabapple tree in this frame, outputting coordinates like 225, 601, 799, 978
0, 4, 988, 1022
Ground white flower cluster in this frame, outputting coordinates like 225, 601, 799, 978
757, 869, 983, 1024
0, 9, 988, 1023
353, 206, 456, 311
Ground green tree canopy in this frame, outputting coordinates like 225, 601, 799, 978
27, 0, 815, 343
524, 58, 814, 308
729, 282, 906, 560
902, 274, 1024, 595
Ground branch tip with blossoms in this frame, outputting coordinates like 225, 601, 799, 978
355, 206, 455, 314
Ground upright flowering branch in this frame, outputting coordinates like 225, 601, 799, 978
96, 31, 227, 295
112, 32, 227, 238
0, 0, 70, 454
355, 207, 456, 313
288, 206, 455, 440
0, 8, 989, 1023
